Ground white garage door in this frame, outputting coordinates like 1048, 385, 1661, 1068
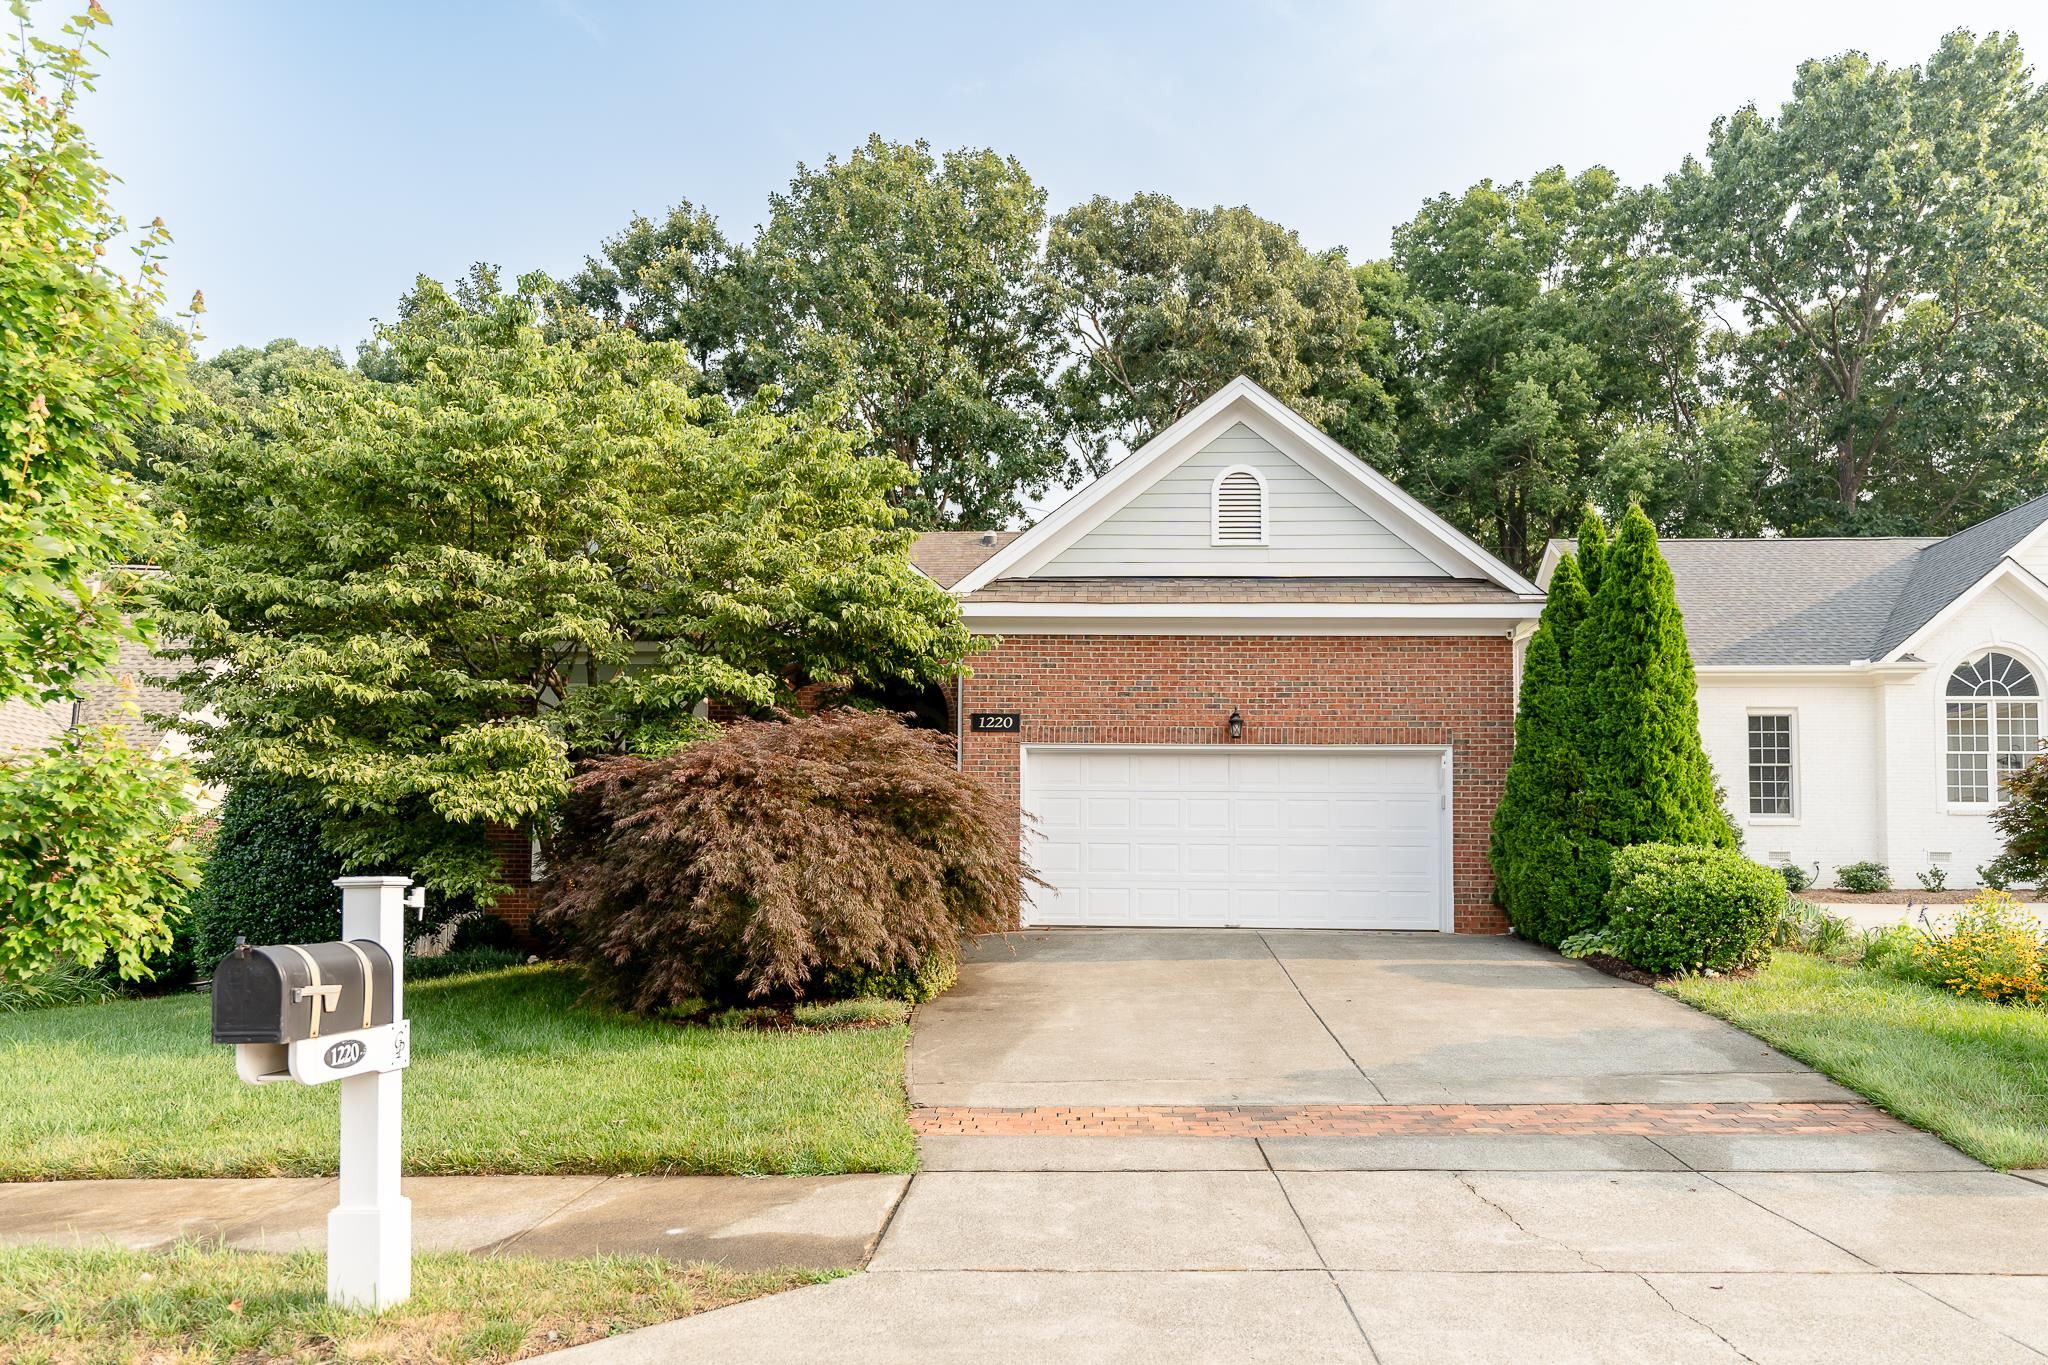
1021, 746, 1450, 931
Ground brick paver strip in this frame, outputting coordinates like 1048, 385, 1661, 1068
910, 1101, 1907, 1138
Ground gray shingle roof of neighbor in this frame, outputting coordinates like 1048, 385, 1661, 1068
1540, 491, 2048, 666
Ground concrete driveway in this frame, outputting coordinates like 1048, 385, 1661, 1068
563, 930, 2048, 1364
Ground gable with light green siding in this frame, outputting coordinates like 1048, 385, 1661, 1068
1034, 423, 1448, 578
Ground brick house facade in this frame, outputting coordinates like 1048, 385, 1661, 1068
918, 379, 1543, 936
955, 634, 1516, 933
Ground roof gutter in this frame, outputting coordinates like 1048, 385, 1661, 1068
1695, 661, 1927, 683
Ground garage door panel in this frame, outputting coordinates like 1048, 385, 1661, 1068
1235, 798, 1281, 830
1134, 798, 1180, 830
1023, 746, 1448, 931
1135, 842, 1181, 874
1085, 842, 1132, 873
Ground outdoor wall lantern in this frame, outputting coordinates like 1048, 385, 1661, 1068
1227, 707, 1244, 740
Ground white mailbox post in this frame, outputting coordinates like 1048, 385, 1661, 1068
327, 876, 413, 1310
212, 875, 415, 1310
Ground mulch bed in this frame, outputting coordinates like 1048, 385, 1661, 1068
670, 1004, 901, 1033
1573, 953, 1760, 988
1799, 888, 2007, 905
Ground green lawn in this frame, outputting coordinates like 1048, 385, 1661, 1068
1668, 952, 2048, 1169
0, 966, 916, 1179
0, 1242, 832, 1364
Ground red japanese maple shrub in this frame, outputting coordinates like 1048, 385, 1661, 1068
539, 711, 1023, 1012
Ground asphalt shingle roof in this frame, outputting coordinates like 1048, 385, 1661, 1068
909, 531, 1020, 588
1871, 494, 2048, 659
1541, 492, 2048, 666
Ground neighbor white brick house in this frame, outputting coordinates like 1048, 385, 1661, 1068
1539, 496, 2048, 889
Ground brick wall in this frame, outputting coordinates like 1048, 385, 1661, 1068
486, 824, 540, 935
956, 634, 1515, 934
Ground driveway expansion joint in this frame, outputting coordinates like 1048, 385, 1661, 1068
911, 1101, 1911, 1139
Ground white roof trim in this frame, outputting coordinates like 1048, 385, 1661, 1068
951, 377, 1540, 596
960, 599, 1540, 638
1885, 557, 2048, 662
1697, 662, 1926, 683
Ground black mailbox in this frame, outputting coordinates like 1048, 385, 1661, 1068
212, 940, 397, 1045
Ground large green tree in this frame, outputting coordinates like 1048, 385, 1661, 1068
1490, 552, 1594, 945
1392, 167, 1758, 573
154, 274, 975, 901
1571, 507, 1735, 907
1042, 193, 1371, 465
133, 337, 345, 485
740, 136, 1065, 529
560, 202, 743, 388
1665, 31, 2048, 534
2, 1, 188, 703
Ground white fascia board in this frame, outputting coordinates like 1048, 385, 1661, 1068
959, 600, 1542, 637
1534, 541, 1567, 589
1696, 662, 1926, 684
1884, 558, 2048, 662
950, 376, 1540, 597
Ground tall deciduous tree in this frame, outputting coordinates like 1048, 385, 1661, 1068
1392, 167, 1755, 573
1043, 193, 1370, 465
1571, 507, 1735, 912
560, 202, 742, 387
2, 1, 190, 703
742, 136, 1065, 529
154, 274, 975, 901
1665, 31, 2048, 534
1490, 552, 1594, 945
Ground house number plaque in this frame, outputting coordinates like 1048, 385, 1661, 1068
970, 712, 1021, 732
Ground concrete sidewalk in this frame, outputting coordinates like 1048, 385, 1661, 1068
557, 930, 2048, 1363
0, 1173, 908, 1271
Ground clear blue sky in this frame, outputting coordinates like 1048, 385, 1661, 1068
81, 0, 2047, 356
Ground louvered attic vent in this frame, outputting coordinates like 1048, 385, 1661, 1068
1212, 466, 1268, 545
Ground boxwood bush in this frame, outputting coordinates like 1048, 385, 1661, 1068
539, 711, 1025, 1012
1601, 843, 1783, 974
1835, 861, 1891, 893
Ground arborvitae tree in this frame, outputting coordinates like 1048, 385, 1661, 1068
1490, 553, 1595, 943
1576, 506, 1609, 598
1573, 507, 1736, 907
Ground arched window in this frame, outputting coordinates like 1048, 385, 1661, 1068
1211, 465, 1267, 545
1945, 651, 2041, 804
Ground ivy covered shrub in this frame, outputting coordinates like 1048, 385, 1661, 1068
539, 711, 1025, 1012
1599, 843, 1782, 974
189, 784, 464, 968
188, 784, 350, 967
0, 725, 201, 983
1835, 861, 1891, 894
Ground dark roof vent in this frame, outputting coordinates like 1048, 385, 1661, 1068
978, 531, 998, 546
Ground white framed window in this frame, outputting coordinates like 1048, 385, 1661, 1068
1945, 650, 2041, 805
1746, 712, 1795, 817
1210, 465, 1268, 545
